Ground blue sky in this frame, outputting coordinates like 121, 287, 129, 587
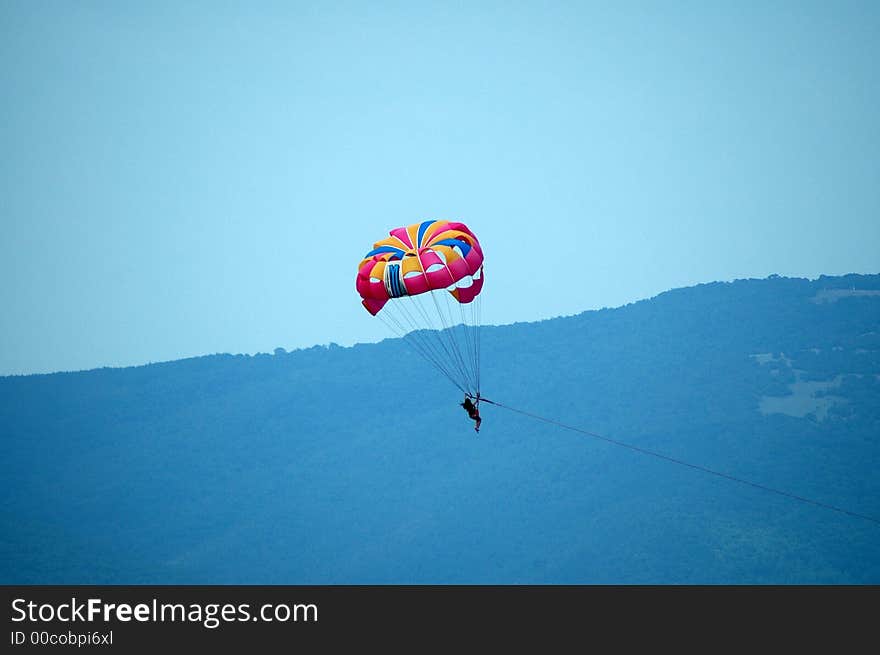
2, 1, 878, 375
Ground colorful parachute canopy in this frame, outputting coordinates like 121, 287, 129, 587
356, 220, 484, 315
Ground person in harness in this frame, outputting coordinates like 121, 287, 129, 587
461, 394, 482, 433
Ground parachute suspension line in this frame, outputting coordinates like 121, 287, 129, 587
408, 291, 475, 394
470, 294, 481, 393
454, 293, 479, 397
427, 288, 476, 395
437, 255, 482, 396
456, 301, 480, 393
403, 293, 454, 370
381, 321, 465, 394
376, 305, 466, 394
397, 305, 467, 393
375, 306, 452, 386
459, 296, 482, 394
475, 293, 482, 393
410, 250, 477, 395
397, 294, 466, 386
376, 288, 478, 397
444, 292, 477, 395
380, 298, 443, 369
433, 290, 474, 394
455, 296, 474, 392
479, 397, 880, 527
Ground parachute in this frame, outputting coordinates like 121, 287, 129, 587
357, 220, 484, 395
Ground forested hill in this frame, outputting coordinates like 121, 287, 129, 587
2, 273, 879, 583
